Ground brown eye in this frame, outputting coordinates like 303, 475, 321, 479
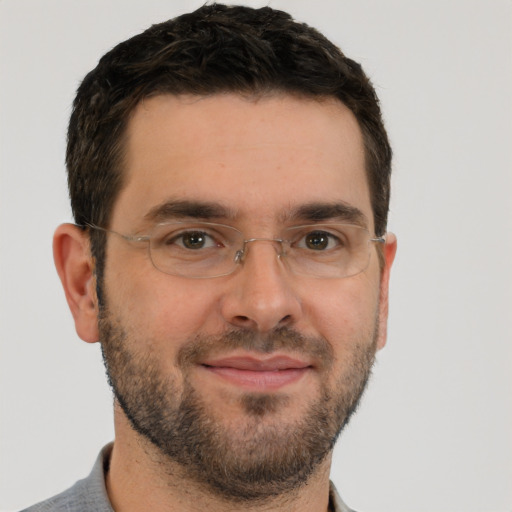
181, 231, 209, 249
164, 231, 218, 250
304, 231, 332, 250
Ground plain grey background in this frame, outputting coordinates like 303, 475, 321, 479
1, 1, 511, 511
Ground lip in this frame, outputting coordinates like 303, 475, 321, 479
201, 355, 312, 391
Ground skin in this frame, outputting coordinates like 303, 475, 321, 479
54, 93, 397, 512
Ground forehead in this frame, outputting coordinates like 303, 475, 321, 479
113, 93, 371, 230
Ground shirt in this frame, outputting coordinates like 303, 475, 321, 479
21, 444, 355, 512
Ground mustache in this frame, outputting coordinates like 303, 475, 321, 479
177, 326, 334, 369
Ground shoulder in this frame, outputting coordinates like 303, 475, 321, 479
20, 444, 113, 512
20, 480, 86, 512
330, 481, 358, 512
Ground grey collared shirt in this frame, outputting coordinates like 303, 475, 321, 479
21, 444, 355, 512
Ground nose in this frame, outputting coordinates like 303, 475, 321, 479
220, 239, 302, 332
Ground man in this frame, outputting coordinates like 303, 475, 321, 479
24, 4, 396, 511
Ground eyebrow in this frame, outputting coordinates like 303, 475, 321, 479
144, 199, 237, 223
143, 199, 368, 228
284, 202, 368, 228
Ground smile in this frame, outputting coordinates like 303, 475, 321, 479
201, 356, 312, 391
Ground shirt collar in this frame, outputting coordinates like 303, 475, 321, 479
91, 443, 355, 512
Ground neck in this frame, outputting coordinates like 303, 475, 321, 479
106, 407, 333, 512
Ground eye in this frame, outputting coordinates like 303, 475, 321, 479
296, 230, 342, 251
168, 230, 219, 250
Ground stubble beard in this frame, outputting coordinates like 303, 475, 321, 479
99, 311, 378, 503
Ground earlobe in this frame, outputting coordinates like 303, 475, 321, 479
53, 223, 100, 343
376, 233, 397, 350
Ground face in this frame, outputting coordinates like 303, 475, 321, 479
95, 94, 394, 500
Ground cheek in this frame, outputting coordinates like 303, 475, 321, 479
105, 265, 222, 347
303, 271, 381, 346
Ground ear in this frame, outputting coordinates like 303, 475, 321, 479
376, 233, 397, 351
53, 223, 100, 343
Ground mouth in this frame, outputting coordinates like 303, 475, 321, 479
200, 355, 313, 391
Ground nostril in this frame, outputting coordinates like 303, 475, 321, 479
234, 315, 252, 324
279, 314, 292, 324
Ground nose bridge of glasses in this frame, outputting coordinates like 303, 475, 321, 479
235, 237, 286, 264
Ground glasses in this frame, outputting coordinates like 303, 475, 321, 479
86, 221, 385, 279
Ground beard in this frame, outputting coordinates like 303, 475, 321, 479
99, 309, 378, 503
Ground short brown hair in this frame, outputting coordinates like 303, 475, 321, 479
67, 3, 392, 283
